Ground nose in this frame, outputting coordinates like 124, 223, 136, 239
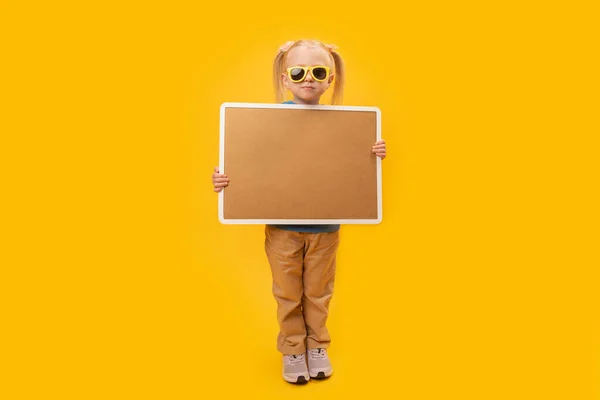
304, 69, 314, 82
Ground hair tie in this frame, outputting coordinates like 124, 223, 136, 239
324, 43, 338, 52
278, 41, 295, 53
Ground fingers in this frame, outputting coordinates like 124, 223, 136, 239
212, 177, 229, 188
212, 167, 228, 181
372, 140, 386, 150
212, 166, 229, 192
372, 139, 386, 159
212, 180, 229, 192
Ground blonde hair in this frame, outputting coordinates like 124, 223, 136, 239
273, 39, 345, 105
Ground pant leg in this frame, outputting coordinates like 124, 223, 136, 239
264, 225, 307, 355
302, 230, 340, 349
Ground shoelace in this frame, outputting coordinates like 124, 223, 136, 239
287, 354, 305, 364
308, 348, 327, 359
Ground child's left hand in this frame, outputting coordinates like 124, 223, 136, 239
372, 139, 386, 159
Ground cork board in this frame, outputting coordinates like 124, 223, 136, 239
218, 102, 382, 224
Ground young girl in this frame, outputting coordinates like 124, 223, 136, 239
212, 39, 386, 383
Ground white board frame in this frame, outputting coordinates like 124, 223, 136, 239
218, 102, 382, 225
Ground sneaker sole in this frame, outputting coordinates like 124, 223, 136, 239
309, 369, 333, 379
283, 374, 310, 384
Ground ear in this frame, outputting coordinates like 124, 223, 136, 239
281, 72, 290, 90
328, 72, 335, 87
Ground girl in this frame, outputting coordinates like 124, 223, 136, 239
212, 39, 386, 383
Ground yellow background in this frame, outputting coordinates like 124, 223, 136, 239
1, 1, 598, 399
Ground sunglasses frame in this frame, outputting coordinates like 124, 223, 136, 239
286, 65, 331, 83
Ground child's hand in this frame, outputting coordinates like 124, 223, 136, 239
372, 139, 386, 159
212, 167, 229, 193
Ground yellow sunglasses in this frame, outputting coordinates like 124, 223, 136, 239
286, 66, 331, 82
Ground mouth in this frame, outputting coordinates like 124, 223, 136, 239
301, 86, 314, 90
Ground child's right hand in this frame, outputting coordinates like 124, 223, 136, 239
212, 167, 229, 193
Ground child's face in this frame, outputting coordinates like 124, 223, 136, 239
282, 45, 335, 105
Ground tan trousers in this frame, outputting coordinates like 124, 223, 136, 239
264, 225, 340, 355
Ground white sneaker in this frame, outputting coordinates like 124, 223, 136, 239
307, 348, 333, 379
282, 354, 310, 384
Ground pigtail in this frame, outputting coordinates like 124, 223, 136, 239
330, 50, 344, 105
273, 51, 287, 103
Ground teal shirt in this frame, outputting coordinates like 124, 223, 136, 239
270, 101, 340, 233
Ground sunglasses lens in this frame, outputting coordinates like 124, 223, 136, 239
290, 68, 305, 82
312, 67, 328, 80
